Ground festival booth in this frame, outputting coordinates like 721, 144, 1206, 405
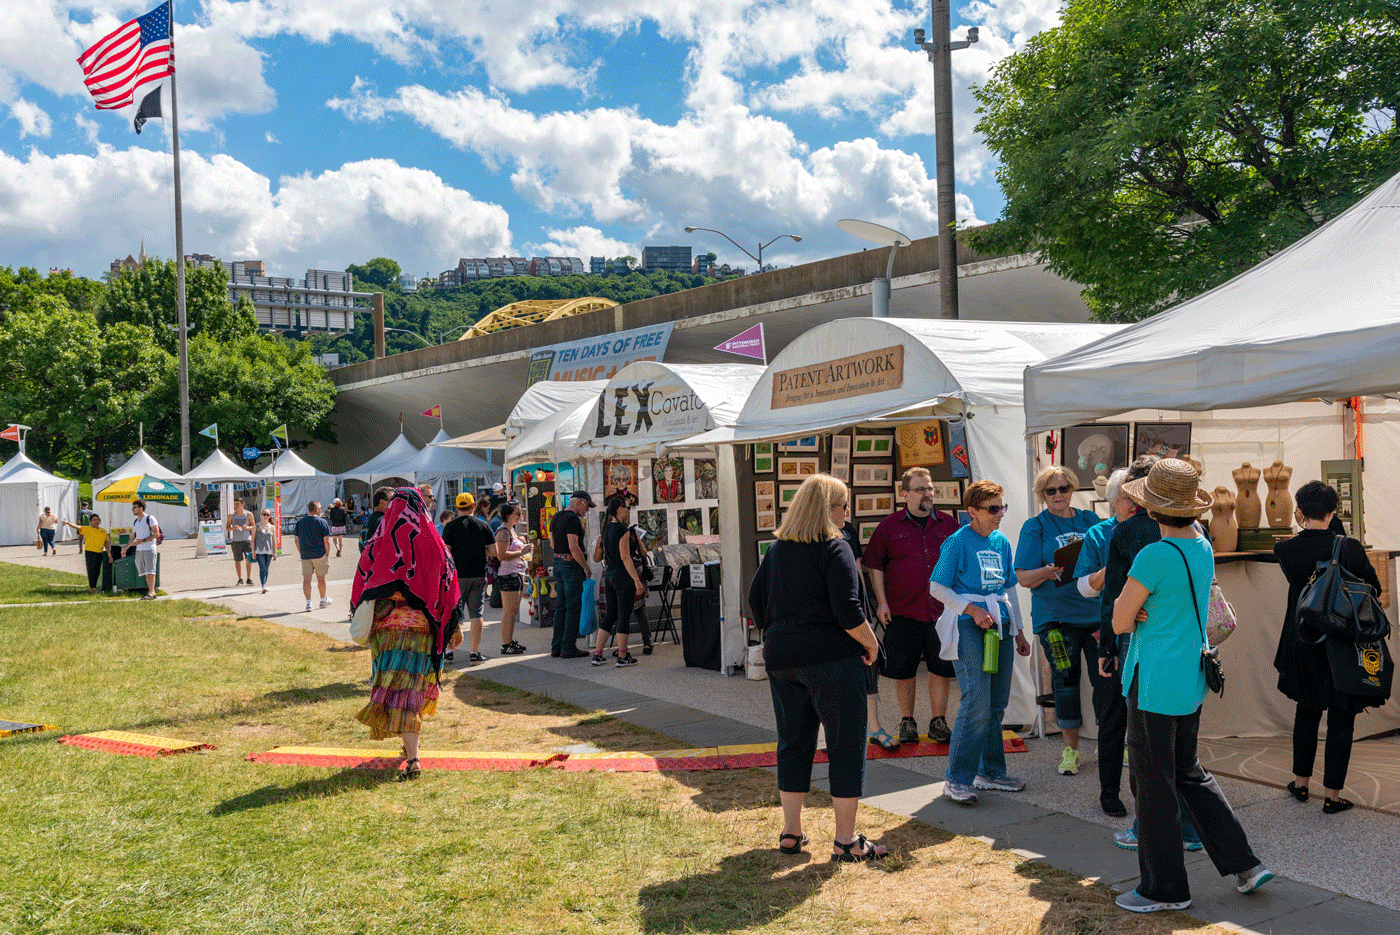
256, 450, 336, 517
503, 381, 611, 537
336, 433, 421, 505
684, 318, 1122, 717
1023, 170, 1400, 739
405, 429, 495, 513
184, 450, 265, 554
0, 454, 79, 546
92, 449, 194, 539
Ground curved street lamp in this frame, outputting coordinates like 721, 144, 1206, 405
382, 327, 434, 348
684, 226, 802, 273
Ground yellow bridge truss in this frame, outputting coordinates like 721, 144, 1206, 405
458, 297, 619, 339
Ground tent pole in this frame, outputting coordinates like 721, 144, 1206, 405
1026, 433, 1046, 740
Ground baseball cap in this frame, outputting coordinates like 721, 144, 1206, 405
492, 482, 506, 493
567, 490, 595, 507
456, 492, 475, 508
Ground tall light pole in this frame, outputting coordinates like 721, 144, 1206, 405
915, 9, 978, 319
383, 327, 434, 348
684, 227, 802, 272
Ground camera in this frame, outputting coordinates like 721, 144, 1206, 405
913, 28, 925, 46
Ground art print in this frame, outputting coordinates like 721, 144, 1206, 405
929, 481, 962, 505
778, 436, 820, 450
757, 539, 774, 562
709, 506, 720, 538
779, 483, 801, 507
1062, 423, 1131, 489
652, 457, 685, 503
1132, 422, 1193, 462
855, 492, 895, 517
852, 463, 893, 487
694, 458, 719, 499
603, 459, 639, 505
677, 508, 704, 543
947, 421, 970, 478
636, 508, 669, 546
753, 442, 774, 473
778, 457, 820, 479
852, 434, 893, 457
857, 521, 881, 544
896, 420, 945, 468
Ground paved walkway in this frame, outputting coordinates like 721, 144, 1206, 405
4, 540, 1397, 932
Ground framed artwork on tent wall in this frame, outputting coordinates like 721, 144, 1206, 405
678, 509, 703, 542
857, 521, 881, 544
636, 508, 669, 546
603, 459, 638, 505
753, 443, 774, 473
1061, 423, 1131, 488
779, 484, 801, 508
853, 463, 893, 487
754, 480, 776, 531
652, 457, 685, 503
778, 457, 820, 480
1132, 422, 1193, 461
855, 492, 895, 517
853, 434, 893, 458
694, 458, 719, 499
779, 436, 820, 451
830, 434, 851, 482
757, 538, 774, 562
929, 481, 962, 506
896, 419, 945, 468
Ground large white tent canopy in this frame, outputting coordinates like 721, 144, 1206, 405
408, 428, 495, 507
503, 379, 609, 468
1023, 170, 1400, 435
184, 449, 260, 484
257, 450, 337, 516
336, 433, 421, 487
0, 454, 79, 546
92, 449, 194, 538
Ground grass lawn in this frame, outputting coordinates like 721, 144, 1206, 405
0, 569, 1230, 934
0, 559, 148, 604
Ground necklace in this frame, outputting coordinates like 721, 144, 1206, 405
1044, 508, 1087, 541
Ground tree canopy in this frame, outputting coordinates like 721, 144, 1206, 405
971, 0, 1400, 321
347, 257, 402, 291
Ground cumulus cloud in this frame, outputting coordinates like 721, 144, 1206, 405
0, 146, 512, 278
525, 226, 635, 262
7, 100, 53, 138
265, 131, 279, 144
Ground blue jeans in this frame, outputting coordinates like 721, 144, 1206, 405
552, 560, 585, 653
768, 655, 867, 799
946, 617, 1014, 786
40, 528, 55, 553
255, 553, 272, 588
1036, 624, 1109, 730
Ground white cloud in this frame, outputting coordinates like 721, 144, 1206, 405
8, 100, 53, 138
73, 111, 100, 146
265, 131, 279, 144
0, 146, 512, 278
525, 226, 635, 261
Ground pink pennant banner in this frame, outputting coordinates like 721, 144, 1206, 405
715, 323, 766, 361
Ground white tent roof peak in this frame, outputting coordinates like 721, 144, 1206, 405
337, 433, 421, 483
407, 428, 491, 476
507, 379, 609, 429
0, 453, 70, 486
1023, 170, 1400, 434
256, 449, 334, 479
185, 449, 261, 482
95, 448, 185, 483
0, 452, 39, 481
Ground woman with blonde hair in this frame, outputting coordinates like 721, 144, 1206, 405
749, 473, 885, 861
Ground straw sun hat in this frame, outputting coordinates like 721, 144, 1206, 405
1121, 458, 1213, 517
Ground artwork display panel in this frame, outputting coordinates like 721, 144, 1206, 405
896, 419, 945, 467
779, 484, 801, 507
677, 508, 704, 543
853, 434, 894, 457
852, 463, 893, 487
854, 492, 896, 517
857, 521, 880, 544
777, 457, 820, 479
694, 458, 719, 499
636, 508, 670, 546
779, 436, 820, 450
830, 435, 851, 482
652, 457, 686, 503
929, 481, 962, 505
1132, 422, 1193, 461
709, 506, 720, 538
1062, 423, 1131, 488
757, 538, 774, 562
603, 459, 639, 505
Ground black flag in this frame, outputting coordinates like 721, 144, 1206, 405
134, 85, 162, 134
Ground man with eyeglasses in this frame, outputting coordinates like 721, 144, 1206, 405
863, 466, 961, 745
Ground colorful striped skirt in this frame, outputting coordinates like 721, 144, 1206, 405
355, 601, 440, 740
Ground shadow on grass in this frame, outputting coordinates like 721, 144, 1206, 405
260, 682, 365, 706
1015, 857, 1213, 935
98, 681, 368, 737
212, 768, 397, 815
638, 847, 840, 933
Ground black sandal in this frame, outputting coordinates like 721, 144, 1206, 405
778, 832, 808, 855
397, 757, 421, 782
1323, 797, 1354, 814
1286, 781, 1309, 803
832, 834, 887, 862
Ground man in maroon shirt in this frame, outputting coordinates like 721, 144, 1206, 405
864, 467, 961, 744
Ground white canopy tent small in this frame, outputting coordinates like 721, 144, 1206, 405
433, 424, 509, 451
408, 428, 494, 509
507, 380, 611, 431
92, 449, 194, 538
0, 454, 79, 546
184, 449, 264, 526
257, 450, 337, 516
503, 380, 610, 469
336, 433, 421, 491
686, 317, 1122, 715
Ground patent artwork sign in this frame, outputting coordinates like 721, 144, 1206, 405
770, 344, 905, 410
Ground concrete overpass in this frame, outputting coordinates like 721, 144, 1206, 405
318, 232, 1091, 471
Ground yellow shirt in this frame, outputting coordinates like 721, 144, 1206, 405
78, 526, 110, 553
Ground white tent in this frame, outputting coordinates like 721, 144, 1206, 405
92, 449, 194, 538
507, 379, 610, 430
503, 380, 610, 469
1023, 170, 1400, 434
336, 433, 421, 487
0, 454, 79, 546
407, 428, 494, 509
185, 449, 260, 484
687, 317, 1122, 713
257, 450, 337, 516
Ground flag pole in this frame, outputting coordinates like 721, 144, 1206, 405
168, 0, 191, 474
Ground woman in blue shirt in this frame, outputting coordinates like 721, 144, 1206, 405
1111, 459, 1271, 913
928, 480, 1031, 806
1015, 466, 1107, 778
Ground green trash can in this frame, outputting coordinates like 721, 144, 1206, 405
112, 552, 160, 591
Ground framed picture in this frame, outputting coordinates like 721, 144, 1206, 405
896, 419, 945, 468
779, 483, 802, 507
708, 505, 720, 537
777, 457, 820, 479
652, 457, 685, 503
602, 459, 639, 505
756, 508, 776, 531
637, 508, 669, 546
853, 434, 893, 457
857, 520, 881, 544
929, 481, 962, 505
757, 538, 774, 562
852, 463, 893, 487
779, 436, 820, 450
694, 458, 719, 499
957, 510, 971, 526
1062, 423, 1131, 488
677, 508, 703, 542
947, 421, 970, 479
830, 434, 851, 482
1132, 421, 1193, 461
854, 492, 895, 517
753, 442, 774, 473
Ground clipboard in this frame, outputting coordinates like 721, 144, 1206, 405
1052, 538, 1084, 582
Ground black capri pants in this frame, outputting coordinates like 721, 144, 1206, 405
601, 572, 635, 636
768, 655, 867, 799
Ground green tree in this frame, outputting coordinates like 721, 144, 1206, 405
101, 258, 257, 351
347, 257, 402, 291
0, 266, 106, 322
971, 0, 1400, 321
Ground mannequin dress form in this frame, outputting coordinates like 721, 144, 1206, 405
1263, 460, 1294, 528
1233, 463, 1262, 528
1210, 486, 1239, 552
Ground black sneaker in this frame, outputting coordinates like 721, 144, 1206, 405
468, 652, 485, 665
444, 651, 454, 663
590, 653, 606, 666
501, 641, 527, 655
642, 644, 653, 655
897, 717, 919, 745
928, 716, 952, 744
1100, 791, 1128, 818
560, 648, 589, 659
615, 654, 638, 667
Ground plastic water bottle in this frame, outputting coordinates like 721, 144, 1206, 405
983, 626, 1000, 674
1047, 628, 1072, 671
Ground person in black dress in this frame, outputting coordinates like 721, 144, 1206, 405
1272, 480, 1382, 814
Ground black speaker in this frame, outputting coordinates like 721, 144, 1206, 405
681, 588, 722, 671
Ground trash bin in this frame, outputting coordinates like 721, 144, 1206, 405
681, 562, 722, 671
112, 552, 160, 591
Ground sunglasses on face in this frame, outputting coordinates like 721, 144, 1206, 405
1044, 484, 1073, 496
977, 504, 1008, 515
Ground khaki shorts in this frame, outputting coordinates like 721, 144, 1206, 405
300, 556, 329, 577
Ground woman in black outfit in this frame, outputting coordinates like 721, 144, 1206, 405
1273, 480, 1382, 814
590, 496, 646, 667
749, 474, 885, 861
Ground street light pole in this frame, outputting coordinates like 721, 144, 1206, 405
382, 327, 434, 348
916, 8, 978, 319
684, 227, 802, 274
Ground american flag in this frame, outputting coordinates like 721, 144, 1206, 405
77, 2, 174, 111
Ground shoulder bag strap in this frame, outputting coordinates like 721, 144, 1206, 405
1163, 539, 1207, 647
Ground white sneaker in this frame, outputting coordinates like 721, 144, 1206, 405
319, 597, 333, 607
305, 600, 312, 612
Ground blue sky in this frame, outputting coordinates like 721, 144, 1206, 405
0, 0, 1065, 281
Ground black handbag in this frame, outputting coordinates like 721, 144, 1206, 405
1297, 537, 1391, 644
1165, 541, 1224, 697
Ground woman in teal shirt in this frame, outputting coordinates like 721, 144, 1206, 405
1110, 459, 1271, 914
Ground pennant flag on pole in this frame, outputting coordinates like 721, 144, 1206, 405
198, 423, 218, 443
1, 425, 20, 442
133, 85, 162, 134
422, 405, 442, 419
76, 2, 174, 111
715, 323, 766, 362
270, 424, 288, 449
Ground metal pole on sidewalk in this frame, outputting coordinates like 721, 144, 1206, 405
169, 4, 191, 473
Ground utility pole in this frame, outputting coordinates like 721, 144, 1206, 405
916, 5, 978, 320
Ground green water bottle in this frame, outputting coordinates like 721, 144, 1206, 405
983, 625, 1000, 674
1047, 628, 1072, 671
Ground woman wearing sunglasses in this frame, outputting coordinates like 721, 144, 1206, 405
929, 480, 1032, 805
1014, 466, 1108, 778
